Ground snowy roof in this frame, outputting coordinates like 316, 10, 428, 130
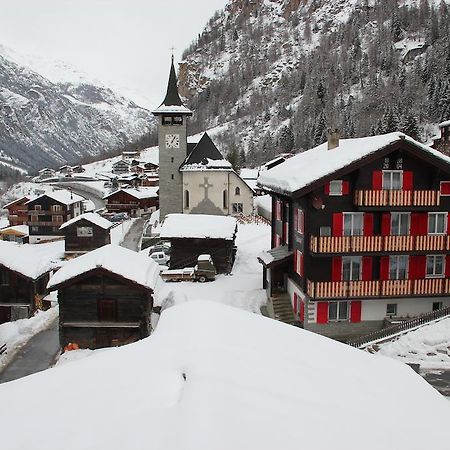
152, 104, 193, 114
258, 245, 292, 267
103, 187, 159, 200
240, 168, 259, 180
440, 120, 450, 128
0, 225, 29, 236
0, 301, 449, 450
181, 158, 232, 171
25, 190, 85, 206
181, 133, 229, 171
2, 196, 29, 209
258, 132, 450, 194
47, 244, 160, 290
0, 240, 64, 280
160, 214, 237, 240
59, 213, 113, 230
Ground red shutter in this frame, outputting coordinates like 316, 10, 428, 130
325, 182, 330, 195
363, 213, 374, 236
332, 213, 343, 237
409, 256, 426, 280
299, 253, 304, 277
440, 181, 450, 195
300, 300, 305, 322
411, 213, 428, 236
362, 257, 373, 281
350, 301, 362, 323
293, 292, 298, 315
342, 181, 350, 195
294, 208, 298, 232
381, 213, 391, 236
293, 250, 297, 273
317, 302, 328, 324
447, 213, 450, 235
446, 255, 450, 277
380, 256, 390, 280
299, 210, 304, 234
403, 171, 413, 190
332, 256, 342, 281
372, 171, 383, 190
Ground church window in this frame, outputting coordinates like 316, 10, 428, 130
171, 174, 174, 180
173, 116, 183, 125
162, 116, 172, 125
171, 157, 174, 163
235, 186, 241, 196
232, 203, 243, 214
185, 190, 190, 209
223, 190, 228, 209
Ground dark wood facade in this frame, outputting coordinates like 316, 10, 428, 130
62, 218, 111, 255
3, 197, 29, 226
432, 121, 450, 155
104, 190, 158, 217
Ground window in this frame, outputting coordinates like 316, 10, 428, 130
162, 116, 172, 125
184, 190, 190, 209
295, 209, 304, 234
329, 180, 343, 196
275, 200, 282, 221
428, 213, 447, 235
342, 256, 362, 281
171, 174, 174, 180
343, 213, 363, 236
223, 190, 228, 209
389, 255, 408, 280
382, 170, 402, 190
53, 215, 63, 223
30, 215, 39, 222
391, 213, 410, 236
235, 186, 241, 196
34, 205, 42, 211
171, 157, 174, 163
232, 203, 243, 213
328, 301, 349, 321
51, 204, 62, 212
31, 226, 38, 232
294, 250, 303, 277
426, 255, 445, 278
432, 302, 443, 311
77, 226, 93, 237
162, 115, 183, 126
386, 304, 397, 316
0, 270, 9, 285
319, 226, 331, 237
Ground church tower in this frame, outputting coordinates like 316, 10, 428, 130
152, 57, 192, 220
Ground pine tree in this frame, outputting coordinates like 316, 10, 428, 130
313, 112, 327, 145
239, 148, 246, 168
227, 144, 240, 172
278, 125, 295, 152
400, 113, 420, 139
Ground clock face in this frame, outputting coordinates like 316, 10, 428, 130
165, 134, 180, 149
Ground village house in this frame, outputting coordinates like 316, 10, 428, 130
160, 213, 237, 273
71, 165, 85, 174
103, 187, 159, 217
59, 212, 113, 256
122, 150, 141, 161
432, 119, 450, 155
0, 225, 29, 244
26, 190, 84, 244
112, 160, 131, 175
0, 240, 64, 323
258, 131, 450, 341
59, 165, 73, 176
47, 244, 160, 349
2, 196, 29, 226
143, 161, 159, 173
37, 168, 56, 180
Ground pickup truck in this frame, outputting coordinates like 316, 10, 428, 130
161, 254, 216, 282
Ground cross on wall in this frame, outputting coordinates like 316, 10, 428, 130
199, 177, 213, 199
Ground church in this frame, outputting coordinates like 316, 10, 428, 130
152, 58, 254, 220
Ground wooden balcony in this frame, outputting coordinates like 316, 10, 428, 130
307, 278, 450, 299
354, 190, 440, 207
310, 235, 450, 254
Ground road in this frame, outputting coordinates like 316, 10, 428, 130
0, 318, 60, 384
421, 370, 450, 398
52, 182, 105, 210
120, 217, 147, 251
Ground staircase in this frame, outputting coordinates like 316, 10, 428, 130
270, 294, 295, 324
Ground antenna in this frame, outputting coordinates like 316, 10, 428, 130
170, 46, 176, 61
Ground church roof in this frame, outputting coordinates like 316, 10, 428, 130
181, 133, 231, 170
152, 58, 192, 115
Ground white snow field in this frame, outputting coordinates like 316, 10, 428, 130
0, 301, 449, 450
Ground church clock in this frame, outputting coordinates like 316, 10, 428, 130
165, 134, 180, 149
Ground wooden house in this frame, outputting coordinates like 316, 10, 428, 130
2, 196, 29, 226
160, 213, 237, 273
144, 162, 159, 173
37, 168, 56, 180
258, 131, 450, 341
112, 160, 131, 174
0, 241, 64, 324
122, 150, 141, 161
103, 188, 159, 217
26, 190, 84, 244
432, 120, 450, 155
60, 212, 113, 256
47, 245, 160, 349
0, 225, 29, 244
71, 165, 86, 174
59, 165, 73, 176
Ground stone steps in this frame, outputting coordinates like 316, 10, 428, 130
271, 295, 295, 324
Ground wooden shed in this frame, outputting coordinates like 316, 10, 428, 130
47, 245, 160, 350
160, 214, 238, 274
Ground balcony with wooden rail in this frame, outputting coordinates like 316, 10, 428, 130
310, 234, 450, 254
307, 278, 450, 299
354, 189, 440, 207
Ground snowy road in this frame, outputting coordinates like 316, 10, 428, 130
120, 217, 147, 251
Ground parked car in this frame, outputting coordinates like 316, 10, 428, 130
150, 251, 170, 265
148, 242, 171, 255
110, 212, 129, 222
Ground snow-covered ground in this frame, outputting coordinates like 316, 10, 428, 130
110, 219, 135, 245
155, 223, 270, 313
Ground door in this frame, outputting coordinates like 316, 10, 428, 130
98, 299, 116, 322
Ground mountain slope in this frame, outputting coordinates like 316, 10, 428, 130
0, 47, 154, 174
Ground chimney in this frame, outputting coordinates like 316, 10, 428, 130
327, 129, 340, 150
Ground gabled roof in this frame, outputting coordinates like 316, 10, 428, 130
59, 213, 113, 231
0, 225, 29, 236
2, 196, 29, 209
47, 244, 160, 291
103, 187, 159, 200
257, 132, 450, 195
25, 191, 85, 206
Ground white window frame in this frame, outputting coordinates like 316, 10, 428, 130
328, 301, 349, 322
232, 203, 243, 214
296, 208, 304, 234
426, 255, 445, 278
329, 180, 343, 196
386, 303, 398, 316
295, 250, 303, 276
428, 212, 447, 235
343, 212, 364, 236
389, 255, 409, 280
391, 212, 410, 236
382, 170, 403, 190
342, 256, 362, 281
77, 226, 94, 237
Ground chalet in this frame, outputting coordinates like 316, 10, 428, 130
60, 212, 113, 256
144, 162, 159, 173
432, 120, 450, 155
258, 131, 450, 341
139, 174, 159, 187
47, 245, 160, 349
0, 241, 64, 323
2, 196, 29, 226
0, 225, 29, 244
130, 164, 145, 174
59, 165, 73, 176
112, 160, 130, 174
26, 191, 84, 244
37, 168, 56, 180
103, 188, 159, 217
160, 213, 237, 273
71, 165, 85, 174
122, 150, 141, 161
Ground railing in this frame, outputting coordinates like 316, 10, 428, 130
27, 221, 64, 226
310, 234, 450, 254
0, 344, 6, 356
354, 190, 440, 207
347, 306, 450, 348
308, 278, 450, 299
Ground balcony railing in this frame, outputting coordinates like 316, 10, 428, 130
354, 190, 440, 207
307, 278, 450, 299
310, 235, 450, 254
28, 221, 63, 227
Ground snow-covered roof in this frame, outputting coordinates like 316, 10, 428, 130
181, 158, 233, 171
0, 225, 29, 235
47, 244, 160, 290
152, 104, 193, 114
25, 190, 85, 206
0, 301, 449, 450
258, 132, 450, 194
240, 168, 259, 180
103, 187, 159, 200
440, 120, 450, 128
59, 213, 113, 230
0, 240, 64, 280
2, 196, 29, 209
160, 214, 237, 240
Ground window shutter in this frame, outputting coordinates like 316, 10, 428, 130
446, 256, 450, 277
381, 213, 391, 236
350, 301, 362, 323
293, 292, 298, 315
363, 213, 374, 236
300, 253, 304, 277
440, 182, 450, 195
324, 182, 330, 195
411, 213, 427, 235
293, 250, 297, 273
380, 256, 390, 280
332, 213, 343, 237
342, 180, 350, 195
403, 171, 413, 190
447, 213, 450, 235
299, 210, 304, 234
372, 171, 383, 190
316, 302, 328, 324
409, 256, 426, 279
294, 208, 298, 232
300, 300, 305, 322
332, 256, 342, 281
362, 257, 373, 281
